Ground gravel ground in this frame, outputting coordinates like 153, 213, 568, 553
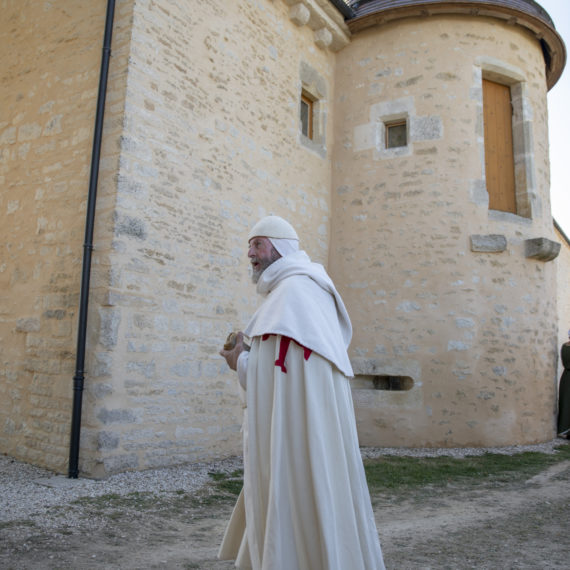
1, 439, 561, 523
0, 454, 244, 525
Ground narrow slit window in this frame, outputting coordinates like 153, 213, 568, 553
300, 93, 314, 140
351, 374, 415, 391
385, 120, 407, 148
373, 375, 414, 391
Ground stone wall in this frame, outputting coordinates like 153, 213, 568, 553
0, 0, 114, 472
331, 15, 559, 447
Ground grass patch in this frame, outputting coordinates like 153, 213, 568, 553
61, 447, 570, 521
364, 443, 570, 492
67, 471, 244, 522
138, 469, 246, 519
0, 519, 37, 530
186, 470, 243, 508
71, 491, 157, 512
208, 469, 243, 496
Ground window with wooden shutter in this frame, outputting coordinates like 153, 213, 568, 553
483, 79, 516, 214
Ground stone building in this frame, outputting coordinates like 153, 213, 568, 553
0, 0, 566, 477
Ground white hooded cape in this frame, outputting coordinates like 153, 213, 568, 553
219, 251, 384, 570
245, 250, 353, 377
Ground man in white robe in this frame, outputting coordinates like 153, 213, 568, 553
219, 215, 385, 570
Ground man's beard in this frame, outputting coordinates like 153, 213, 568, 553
251, 249, 280, 283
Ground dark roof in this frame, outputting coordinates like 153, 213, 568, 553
346, 0, 553, 24
329, 0, 356, 18
330, 0, 565, 89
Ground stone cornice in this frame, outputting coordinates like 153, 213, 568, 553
283, 0, 351, 51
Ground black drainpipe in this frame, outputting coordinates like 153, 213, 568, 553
68, 0, 116, 479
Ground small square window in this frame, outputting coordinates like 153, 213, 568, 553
385, 120, 407, 148
300, 93, 314, 140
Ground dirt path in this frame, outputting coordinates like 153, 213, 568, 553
1, 459, 569, 569
375, 460, 570, 569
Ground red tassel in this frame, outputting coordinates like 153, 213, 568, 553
275, 337, 291, 373
260, 334, 312, 371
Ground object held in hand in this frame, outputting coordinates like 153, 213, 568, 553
224, 332, 250, 351
224, 332, 238, 350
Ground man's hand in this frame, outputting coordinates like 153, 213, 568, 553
219, 331, 246, 371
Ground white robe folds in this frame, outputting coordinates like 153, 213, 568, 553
219, 252, 385, 570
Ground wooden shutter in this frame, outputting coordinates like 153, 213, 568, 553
482, 79, 516, 213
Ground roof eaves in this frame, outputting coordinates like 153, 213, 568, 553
328, 0, 356, 19
554, 219, 570, 248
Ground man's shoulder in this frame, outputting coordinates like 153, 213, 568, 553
275, 272, 322, 295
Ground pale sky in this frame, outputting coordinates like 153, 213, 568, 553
540, 0, 569, 237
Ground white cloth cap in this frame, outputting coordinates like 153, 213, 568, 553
269, 237, 299, 257
248, 215, 299, 242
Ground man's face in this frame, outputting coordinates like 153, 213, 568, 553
248, 237, 280, 283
